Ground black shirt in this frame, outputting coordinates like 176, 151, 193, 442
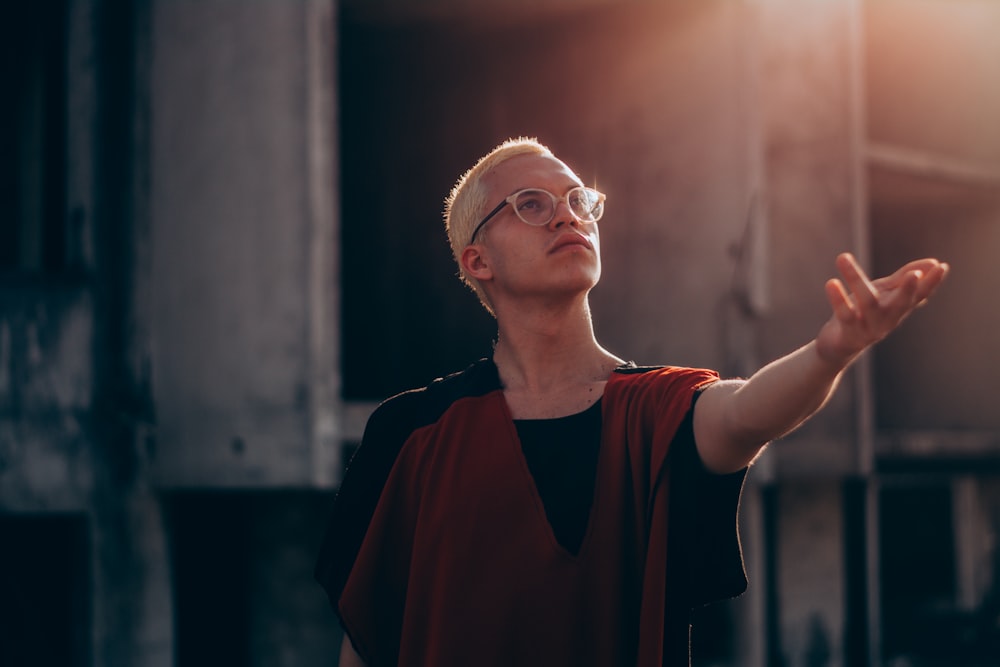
514, 400, 603, 555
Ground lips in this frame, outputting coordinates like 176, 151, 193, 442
548, 232, 593, 254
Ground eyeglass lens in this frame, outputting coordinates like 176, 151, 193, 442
513, 188, 603, 226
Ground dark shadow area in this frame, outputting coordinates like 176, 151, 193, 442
170, 493, 252, 667
169, 490, 341, 667
0, 0, 68, 276
0, 513, 91, 667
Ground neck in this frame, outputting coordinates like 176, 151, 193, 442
491, 295, 623, 394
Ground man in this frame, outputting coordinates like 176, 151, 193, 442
316, 138, 948, 666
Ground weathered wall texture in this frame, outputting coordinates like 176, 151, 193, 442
149, 0, 339, 487
0, 294, 95, 510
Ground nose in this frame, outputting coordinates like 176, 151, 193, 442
549, 197, 582, 230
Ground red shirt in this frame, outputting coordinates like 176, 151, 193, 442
316, 360, 747, 666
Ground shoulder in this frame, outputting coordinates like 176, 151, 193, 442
364, 357, 501, 442
354, 358, 501, 479
608, 362, 720, 396
602, 363, 721, 443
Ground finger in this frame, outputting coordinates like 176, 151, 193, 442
876, 260, 949, 307
874, 258, 943, 291
913, 261, 949, 305
836, 253, 879, 310
825, 278, 857, 322
883, 268, 922, 314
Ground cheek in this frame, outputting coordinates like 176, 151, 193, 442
484, 239, 533, 277
493, 227, 543, 261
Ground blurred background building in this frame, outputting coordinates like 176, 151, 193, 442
1, 0, 998, 665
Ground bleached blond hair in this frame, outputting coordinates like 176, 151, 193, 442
443, 137, 554, 313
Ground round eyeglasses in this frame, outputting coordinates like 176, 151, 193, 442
468, 186, 606, 244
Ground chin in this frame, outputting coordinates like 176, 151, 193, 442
559, 270, 602, 295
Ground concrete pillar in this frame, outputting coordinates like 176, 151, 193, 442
148, 0, 340, 487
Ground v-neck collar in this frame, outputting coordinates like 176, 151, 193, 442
493, 388, 606, 563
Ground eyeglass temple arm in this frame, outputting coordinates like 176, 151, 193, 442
469, 200, 508, 244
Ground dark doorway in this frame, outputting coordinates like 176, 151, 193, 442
879, 482, 955, 664
169, 493, 251, 667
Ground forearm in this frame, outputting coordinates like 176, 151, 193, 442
728, 340, 849, 442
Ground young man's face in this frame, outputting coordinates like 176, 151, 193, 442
475, 153, 603, 307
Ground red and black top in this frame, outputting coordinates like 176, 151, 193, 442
315, 358, 747, 666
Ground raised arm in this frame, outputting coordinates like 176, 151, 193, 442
693, 252, 949, 474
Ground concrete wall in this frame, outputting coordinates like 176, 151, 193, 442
1, 1, 175, 664
3, 1, 341, 665
749, 0, 868, 479
149, 0, 339, 487
0, 292, 95, 511
866, 0, 1000, 434
775, 482, 847, 666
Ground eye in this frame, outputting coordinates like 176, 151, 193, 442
516, 192, 546, 211
569, 189, 596, 211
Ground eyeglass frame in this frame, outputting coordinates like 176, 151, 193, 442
468, 186, 606, 244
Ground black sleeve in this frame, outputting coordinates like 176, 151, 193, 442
313, 394, 423, 609
666, 392, 749, 609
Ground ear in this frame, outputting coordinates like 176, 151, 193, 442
461, 245, 493, 282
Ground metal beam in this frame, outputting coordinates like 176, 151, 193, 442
867, 143, 1000, 188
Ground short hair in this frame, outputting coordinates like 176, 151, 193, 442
443, 137, 555, 312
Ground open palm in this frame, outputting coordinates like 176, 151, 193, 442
815, 253, 949, 367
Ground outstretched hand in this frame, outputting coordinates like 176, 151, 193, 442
815, 252, 949, 368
